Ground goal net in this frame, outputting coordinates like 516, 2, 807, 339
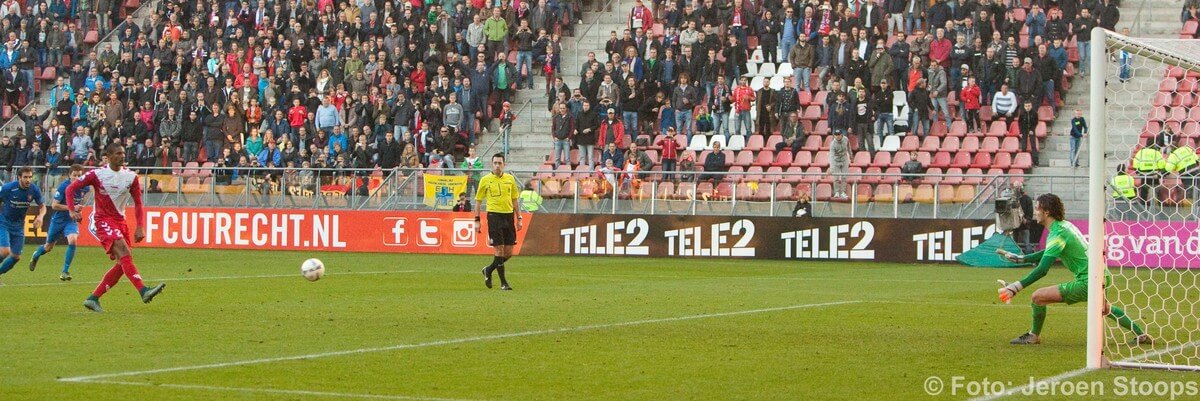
1090, 28, 1200, 371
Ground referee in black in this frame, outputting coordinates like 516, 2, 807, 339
476, 153, 522, 290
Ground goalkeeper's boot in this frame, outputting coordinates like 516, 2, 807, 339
1010, 332, 1041, 345
1133, 334, 1154, 345
482, 267, 493, 289
140, 283, 166, 304
83, 298, 104, 313
59, 272, 72, 281
500, 283, 513, 291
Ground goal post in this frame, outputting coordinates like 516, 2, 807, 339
1089, 27, 1200, 371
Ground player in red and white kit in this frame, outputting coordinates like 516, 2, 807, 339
69, 144, 165, 313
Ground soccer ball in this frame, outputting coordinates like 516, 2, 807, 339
301, 258, 325, 281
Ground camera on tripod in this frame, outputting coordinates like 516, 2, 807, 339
995, 188, 1024, 233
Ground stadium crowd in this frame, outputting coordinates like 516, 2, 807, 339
4, 0, 592, 180
530, 0, 1134, 205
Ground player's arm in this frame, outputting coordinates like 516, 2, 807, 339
130, 175, 146, 242
65, 173, 94, 218
50, 197, 71, 212
474, 177, 487, 232
512, 180, 522, 230
999, 240, 1063, 301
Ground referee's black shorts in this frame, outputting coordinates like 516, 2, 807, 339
487, 212, 517, 246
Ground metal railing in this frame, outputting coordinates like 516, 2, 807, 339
573, 0, 623, 62
480, 98, 534, 158
12, 165, 1190, 220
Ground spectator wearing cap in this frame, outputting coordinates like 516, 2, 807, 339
1015, 56, 1041, 109
598, 108, 626, 150
868, 41, 893, 90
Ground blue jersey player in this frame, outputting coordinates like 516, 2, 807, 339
0, 167, 46, 283
29, 165, 88, 281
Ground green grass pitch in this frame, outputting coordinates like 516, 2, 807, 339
0, 248, 1195, 400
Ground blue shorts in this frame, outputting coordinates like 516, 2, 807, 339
46, 218, 79, 243
0, 219, 26, 255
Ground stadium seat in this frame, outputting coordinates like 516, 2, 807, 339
879, 135, 901, 152
789, 151, 810, 167
979, 137, 1000, 154
1000, 137, 1020, 152
752, 150, 774, 167
762, 134, 782, 151
801, 135, 823, 151
688, 134, 709, 150
758, 63, 776, 77
777, 62, 793, 76
814, 183, 834, 201
769, 75, 786, 90
734, 150, 754, 167
871, 152, 892, 168
962, 168, 985, 185
960, 136, 980, 153
750, 76, 765, 90
1012, 153, 1033, 170
988, 121, 1009, 137
899, 135, 920, 152
743, 166, 765, 182
40, 67, 55, 80
941, 168, 963, 185
812, 120, 829, 135
993, 153, 1013, 170
539, 179, 562, 199
929, 152, 952, 169
802, 105, 822, 121
889, 151, 911, 168
913, 184, 935, 203
969, 153, 992, 169
727, 135, 746, 150
851, 151, 871, 168
860, 167, 883, 184
950, 152, 971, 169
572, 165, 592, 179
874, 184, 894, 203
797, 89, 811, 106
801, 166, 823, 184
919, 136, 940, 152
938, 185, 955, 204
655, 181, 676, 200
763, 166, 784, 183
812, 151, 829, 168
953, 185, 976, 203
949, 121, 967, 137
941, 136, 961, 151
739, 62, 758, 77
896, 184, 915, 203
853, 183, 873, 203
673, 182, 696, 200
182, 162, 199, 178
776, 183, 796, 201
782, 166, 804, 183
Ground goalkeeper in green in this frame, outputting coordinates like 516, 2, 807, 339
997, 193, 1153, 345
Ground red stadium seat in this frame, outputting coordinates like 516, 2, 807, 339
980, 137, 1000, 154
791, 151, 812, 167
763, 166, 784, 183
874, 184, 895, 203
900, 135, 920, 152
1012, 153, 1033, 170
950, 152, 972, 169
812, 151, 830, 168
782, 166, 805, 183
941, 136, 961, 151
745, 135, 766, 151
754, 150, 775, 167
993, 153, 1013, 170
860, 167, 883, 184
801, 135, 823, 151
851, 151, 871, 167
969, 153, 992, 169
941, 168, 964, 185
960, 136, 980, 153
889, 151, 911, 168
871, 152, 891, 168
1000, 137, 1020, 152
930, 151, 952, 169
962, 168, 984, 185
919, 136, 940, 152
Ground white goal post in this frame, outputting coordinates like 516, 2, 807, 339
1088, 27, 1200, 371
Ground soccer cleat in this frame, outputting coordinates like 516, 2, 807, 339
28, 257, 38, 271
482, 267, 493, 289
500, 284, 513, 291
60, 273, 72, 281
83, 299, 104, 313
1010, 332, 1041, 345
1133, 334, 1154, 345
140, 283, 166, 304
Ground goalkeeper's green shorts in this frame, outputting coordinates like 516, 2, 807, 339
1057, 280, 1089, 305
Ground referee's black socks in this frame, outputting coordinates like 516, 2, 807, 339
497, 257, 510, 285
485, 256, 504, 275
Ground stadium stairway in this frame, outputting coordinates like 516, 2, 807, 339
503, 12, 627, 170
1029, 0, 1179, 212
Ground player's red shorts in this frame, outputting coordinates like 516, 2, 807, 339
90, 218, 132, 259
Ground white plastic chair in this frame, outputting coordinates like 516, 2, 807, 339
743, 62, 758, 78
758, 62, 776, 77
688, 134, 710, 151
726, 134, 746, 151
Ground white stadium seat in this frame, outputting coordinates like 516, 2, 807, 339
708, 134, 727, 150
688, 134, 710, 151
880, 135, 901, 152
726, 134, 746, 151
758, 62, 776, 77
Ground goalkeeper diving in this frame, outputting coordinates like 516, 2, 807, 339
995, 193, 1153, 345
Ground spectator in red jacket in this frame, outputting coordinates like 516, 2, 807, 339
929, 28, 953, 68
656, 127, 682, 182
961, 77, 983, 134
731, 77, 756, 138
598, 109, 627, 150
287, 99, 308, 129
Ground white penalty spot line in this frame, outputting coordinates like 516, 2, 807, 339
60, 300, 862, 384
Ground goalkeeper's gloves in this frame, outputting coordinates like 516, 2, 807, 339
996, 280, 1024, 304
996, 249, 1024, 263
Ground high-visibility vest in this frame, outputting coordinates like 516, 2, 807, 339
1133, 147, 1166, 172
519, 190, 543, 212
1165, 146, 1199, 173
1111, 174, 1136, 199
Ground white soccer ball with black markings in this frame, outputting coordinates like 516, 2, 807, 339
301, 258, 325, 281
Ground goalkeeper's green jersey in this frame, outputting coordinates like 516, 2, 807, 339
1019, 220, 1100, 288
